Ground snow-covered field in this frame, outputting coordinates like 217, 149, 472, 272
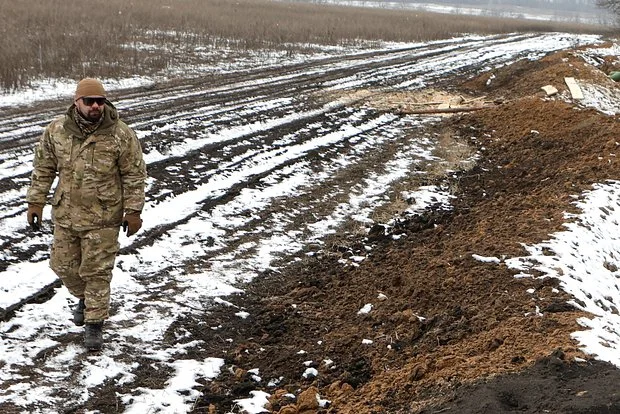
1, 32, 620, 413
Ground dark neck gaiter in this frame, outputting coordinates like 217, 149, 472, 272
73, 106, 104, 137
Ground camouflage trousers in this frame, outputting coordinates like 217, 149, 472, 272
50, 225, 120, 323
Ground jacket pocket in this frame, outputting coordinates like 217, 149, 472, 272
96, 184, 123, 225
51, 188, 64, 206
50, 189, 68, 225
89, 140, 119, 176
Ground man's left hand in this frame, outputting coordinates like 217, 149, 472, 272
122, 212, 142, 237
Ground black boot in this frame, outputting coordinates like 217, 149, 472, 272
73, 299, 85, 326
84, 322, 103, 351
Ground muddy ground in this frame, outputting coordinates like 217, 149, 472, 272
82, 45, 620, 413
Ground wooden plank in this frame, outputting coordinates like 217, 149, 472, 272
564, 77, 584, 100
397, 105, 493, 115
463, 95, 487, 104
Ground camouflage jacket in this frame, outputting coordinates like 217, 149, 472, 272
26, 102, 146, 231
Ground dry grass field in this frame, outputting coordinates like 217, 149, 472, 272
0, 0, 612, 91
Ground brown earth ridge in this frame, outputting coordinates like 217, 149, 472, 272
103, 44, 620, 413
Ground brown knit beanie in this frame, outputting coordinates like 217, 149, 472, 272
75, 78, 106, 99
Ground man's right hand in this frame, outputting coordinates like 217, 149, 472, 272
27, 204, 43, 231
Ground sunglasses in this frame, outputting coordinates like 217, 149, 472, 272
81, 97, 106, 106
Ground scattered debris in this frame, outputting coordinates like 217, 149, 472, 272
541, 85, 559, 96
564, 77, 584, 100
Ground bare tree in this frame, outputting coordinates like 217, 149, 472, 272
596, 0, 620, 16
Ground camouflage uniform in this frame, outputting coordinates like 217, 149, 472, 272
26, 102, 146, 323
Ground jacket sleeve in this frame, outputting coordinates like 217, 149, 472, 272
118, 124, 146, 213
26, 126, 58, 206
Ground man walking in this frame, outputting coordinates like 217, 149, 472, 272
26, 78, 147, 351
